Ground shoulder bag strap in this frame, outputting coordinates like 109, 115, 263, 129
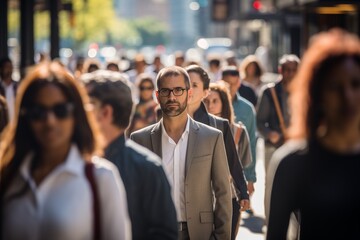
269, 87, 287, 136
85, 163, 101, 240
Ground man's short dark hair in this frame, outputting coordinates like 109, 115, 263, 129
81, 70, 133, 129
221, 66, 239, 78
156, 66, 191, 90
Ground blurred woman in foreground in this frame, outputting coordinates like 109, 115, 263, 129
266, 29, 360, 239
0, 61, 131, 240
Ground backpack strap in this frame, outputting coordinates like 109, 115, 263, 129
269, 86, 287, 136
85, 162, 101, 240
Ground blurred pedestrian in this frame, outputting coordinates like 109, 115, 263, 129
239, 54, 265, 104
222, 66, 258, 191
0, 57, 18, 122
0, 61, 131, 240
266, 29, 360, 240
106, 61, 121, 72
185, 65, 249, 240
131, 66, 232, 240
257, 54, 300, 171
205, 82, 253, 171
83, 58, 101, 73
207, 57, 222, 82
174, 51, 185, 67
127, 73, 158, 136
83, 70, 178, 240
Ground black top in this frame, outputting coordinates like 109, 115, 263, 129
105, 134, 178, 240
267, 140, 360, 240
194, 102, 249, 200
238, 82, 257, 107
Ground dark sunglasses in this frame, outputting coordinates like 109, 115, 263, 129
21, 102, 74, 121
139, 86, 154, 91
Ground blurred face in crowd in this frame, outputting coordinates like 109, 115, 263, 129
246, 62, 257, 78
204, 90, 222, 117
1, 61, 13, 80
280, 61, 298, 87
139, 80, 155, 102
156, 74, 191, 117
188, 72, 208, 107
321, 57, 360, 130
222, 75, 240, 98
29, 84, 75, 151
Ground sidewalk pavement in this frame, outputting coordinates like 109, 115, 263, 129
236, 138, 267, 240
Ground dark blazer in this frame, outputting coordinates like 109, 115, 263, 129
194, 102, 249, 200
130, 118, 232, 240
105, 134, 178, 240
257, 81, 287, 147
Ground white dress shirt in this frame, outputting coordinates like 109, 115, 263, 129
161, 118, 189, 222
2, 144, 131, 240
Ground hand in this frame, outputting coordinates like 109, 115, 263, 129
239, 199, 250, 211
268, 131, 281, 144
247, 181, 255, 196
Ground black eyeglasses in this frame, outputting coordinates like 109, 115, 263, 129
158, 87, 188, 97
139, 86, 154, 91
21, 102, 74, 121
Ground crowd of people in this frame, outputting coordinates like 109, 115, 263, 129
0, 28, 359, 240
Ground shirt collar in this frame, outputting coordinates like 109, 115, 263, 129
19, 144, 85, 181
161, 116, 190, 143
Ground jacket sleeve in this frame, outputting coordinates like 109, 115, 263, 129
211, 131, 233, 240
222, 120, 249, 200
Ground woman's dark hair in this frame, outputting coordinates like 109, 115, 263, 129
288, 28, 360, 140
208, 82, 235, 125
185, 65, 211, 90
0, 61, 102, 202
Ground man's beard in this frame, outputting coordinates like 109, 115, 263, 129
161, 99, 188, 117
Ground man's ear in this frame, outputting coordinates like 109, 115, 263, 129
155, 91, 160, 104
101, 104, 114, 123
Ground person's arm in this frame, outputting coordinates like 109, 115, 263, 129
142, 157, 178, 239
238, 125, 256, 195
222, 120, 249, 200
211, 131, 232, 240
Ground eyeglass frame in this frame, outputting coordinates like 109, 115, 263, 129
157, 87, 189, 97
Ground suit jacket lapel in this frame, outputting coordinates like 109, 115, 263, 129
150, 122, 162, 158
185, 118, 199, 178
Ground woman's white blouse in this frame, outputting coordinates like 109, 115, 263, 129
2, 145, 131, 240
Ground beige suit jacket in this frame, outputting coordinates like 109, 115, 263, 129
130, 117, 232, 240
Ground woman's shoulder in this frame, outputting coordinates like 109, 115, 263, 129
268, 139, 308, 176
90, 156, 121, 179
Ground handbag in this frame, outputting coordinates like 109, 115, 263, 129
85, 163, 101, 240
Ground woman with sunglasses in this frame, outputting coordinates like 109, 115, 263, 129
0, 61, 131, 240
265, 29, 360, 239
127, 73, 158, 136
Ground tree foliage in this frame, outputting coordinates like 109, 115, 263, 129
7, 0, 169, 51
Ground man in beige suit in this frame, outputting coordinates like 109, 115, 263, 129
130, 66, 232, 240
